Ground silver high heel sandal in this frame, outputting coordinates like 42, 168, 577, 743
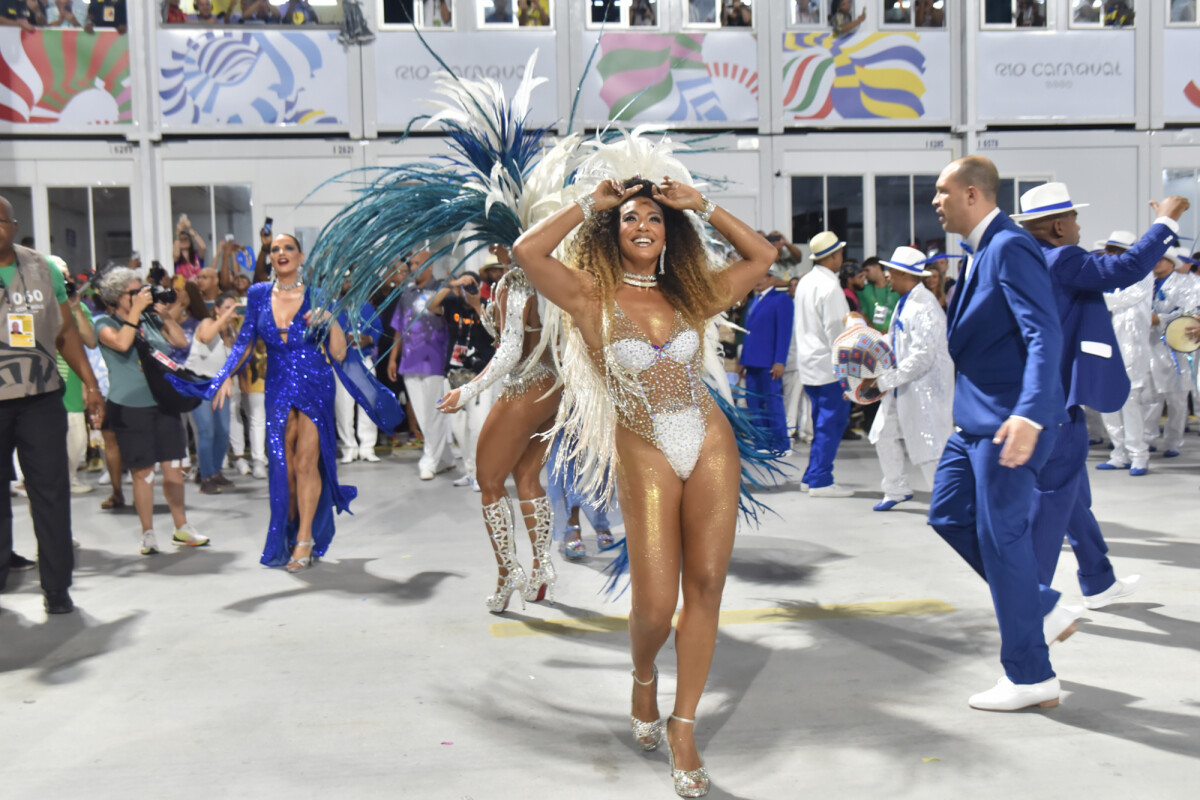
520, 495, 557, 603
666, 715, 709, 798
483, 497, 526, 613
630, 666, 663, 751
285, 540, 315, 573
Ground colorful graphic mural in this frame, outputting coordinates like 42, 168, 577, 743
585, 32, 758, 123
783, 31, 933, 120
158, 31, 347, 127
0, 30, 131, 126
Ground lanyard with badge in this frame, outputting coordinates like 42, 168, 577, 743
0, 262, 37, 348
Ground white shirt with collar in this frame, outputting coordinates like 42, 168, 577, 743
793, 263, 851, 386
959, 206, 1001, 286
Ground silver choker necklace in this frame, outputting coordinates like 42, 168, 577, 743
622, 271, 658, 289
274, 277, 303, 291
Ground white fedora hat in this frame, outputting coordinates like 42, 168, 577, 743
1093, 230, 1136, 251
880, 246, 933, 277
808, 231, 846, 261
1012, 182, 1090, 222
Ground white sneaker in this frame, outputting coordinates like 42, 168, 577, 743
251, 461, 268, 479
340, 449, 358, 464
1083, 574, 1141, 610
360, 450, 381, 463
471, 478, 481, 492
419, 468, 435, 481
172, 523, 210, 547
140, 531, 160, 555
234, 457, 251, 476
452, 474, 473, 487
969, 676, 1060, 711
809, 483, 853, 498
1043, 603, 1082, 646
70, 480, 94, 495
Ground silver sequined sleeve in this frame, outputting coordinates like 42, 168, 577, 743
454, 271, 532, 408
876, 299, 945, 394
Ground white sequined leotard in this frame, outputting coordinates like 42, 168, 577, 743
606, 302, 713, 480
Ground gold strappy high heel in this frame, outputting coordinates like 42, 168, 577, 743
630, 666, 663, 751
665, 714, 709, 797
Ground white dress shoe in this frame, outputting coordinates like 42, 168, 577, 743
969, 676, 1060, 711
251, 461, 268, 479
419, 467, 435, 481
452, 474, 473, 487
360, 450, 381, 463
471, 478, 481, 492
1083, 574, 1141, 610
233, 457, 252, 476
340, 449, 358, 464
809, 483, 853, 498
1043, 603, 1082, 646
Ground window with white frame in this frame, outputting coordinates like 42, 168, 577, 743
791, 175, 864, 263
379, 0, 454, 28
791, 0, 823, 25
586, 0, 658, 28
163, 0, 343, 25
1163, 169, 1200, 250
981, 0, 1049, 28
1169, 0, 1197, 23
479, 0, 517, 26
682, 0, 755, 27
48, 186, 132, 274
874, 175, 946, 255
169, 185, 254, 270
1070, 0, 1135, 27
881, 0, 945, 27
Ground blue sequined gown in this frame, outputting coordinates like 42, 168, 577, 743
177, 283, 402, 567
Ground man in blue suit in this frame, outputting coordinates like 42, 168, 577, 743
928, 156, 1069, 712
740, 268, 795, 452
1016, 184, 1188, 615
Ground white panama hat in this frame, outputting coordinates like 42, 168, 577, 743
880, 246, 933, 277
1012, 182, 1090, 222
808, 231, 846, 261
1093, 230, 1136, 251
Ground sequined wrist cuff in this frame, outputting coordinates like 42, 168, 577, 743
577, 195, 596, 224
697, 197, 717, 223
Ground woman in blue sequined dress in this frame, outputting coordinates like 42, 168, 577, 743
201, 234, 402, 572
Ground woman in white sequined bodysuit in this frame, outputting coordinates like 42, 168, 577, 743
514, 178, 776, 797
437, 245, 561, 613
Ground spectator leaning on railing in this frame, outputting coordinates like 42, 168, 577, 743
0, 0, 38, 31
85, 0, 126, 33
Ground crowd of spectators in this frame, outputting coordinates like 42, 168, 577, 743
0, 0, 126, 32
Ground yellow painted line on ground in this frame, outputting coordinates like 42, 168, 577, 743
489, 599, 955, 639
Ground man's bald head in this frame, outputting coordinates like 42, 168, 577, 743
947, 156, 1000, 202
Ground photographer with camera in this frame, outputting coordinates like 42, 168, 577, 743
0, 195, 104, 616
94, 267, 209, 555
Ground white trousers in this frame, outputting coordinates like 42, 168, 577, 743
228, 380, 246, 458
1144, 391, 1189, 452
1102, 390, 1149, 468
246, 392, 267, 465
874, 408, 937, 499
67, 411, 87, 484
449, 382, 496, 479
781, 370, 812, 439
335, 375, 379, 455
405, 373, 455, 474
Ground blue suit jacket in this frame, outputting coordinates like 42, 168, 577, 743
1038, 222, 1176, 414
945, 211, 1066, 435
740, 288, 794, 368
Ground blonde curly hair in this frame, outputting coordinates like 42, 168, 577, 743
565, 178, 720, 331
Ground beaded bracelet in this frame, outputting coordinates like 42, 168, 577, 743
576, 194, 596, 223
698, 196, 717, 223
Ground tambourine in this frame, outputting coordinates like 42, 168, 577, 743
1164, 315, 1200, 353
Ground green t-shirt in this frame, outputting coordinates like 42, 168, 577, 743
95, 315, 170, 408
0, 258, 68, 304
857, 283, 900, 332
56, 304, 92, 413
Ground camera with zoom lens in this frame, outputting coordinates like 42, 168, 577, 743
150, 285, 176, 305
